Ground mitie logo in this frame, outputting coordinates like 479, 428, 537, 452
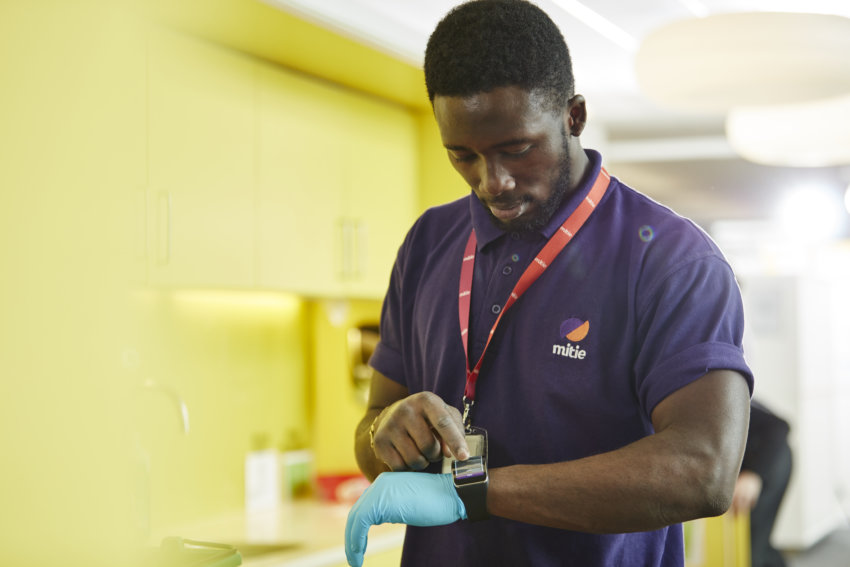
553, 318, 589, 360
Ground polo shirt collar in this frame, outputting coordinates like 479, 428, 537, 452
468, 149, 604, 250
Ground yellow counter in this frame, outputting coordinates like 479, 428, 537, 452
153, 500, 403, 567
155, 504, 748, 567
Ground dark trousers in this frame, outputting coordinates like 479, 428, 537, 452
749, 443, 793, 567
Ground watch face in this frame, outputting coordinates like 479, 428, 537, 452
453, 456, 486, 485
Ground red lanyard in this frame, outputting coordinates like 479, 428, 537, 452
458, 167, 610, 428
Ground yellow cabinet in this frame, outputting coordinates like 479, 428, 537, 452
147, 28, 256, 288
256, 64, 346, 296
256, 62, 416, 298
143, 28, 416, 296
343, 93, 418, 298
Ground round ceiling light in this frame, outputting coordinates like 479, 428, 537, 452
636, 12, 850, 113
725, 94, 850, 167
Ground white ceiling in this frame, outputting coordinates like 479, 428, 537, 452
266, 0, 850, 229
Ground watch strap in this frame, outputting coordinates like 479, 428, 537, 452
455, 476, 489, 521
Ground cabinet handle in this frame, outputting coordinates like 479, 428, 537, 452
156, 190, 171, 266
354, 219, 367, 279
339, 218, 354, 280
137, 187, 147, 261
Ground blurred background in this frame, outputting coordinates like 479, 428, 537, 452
1, 1, 848, 565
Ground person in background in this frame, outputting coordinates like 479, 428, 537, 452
732, 400, 793, 567
344, 1, 753, 565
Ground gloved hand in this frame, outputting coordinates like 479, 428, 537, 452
344, 472, 467, 567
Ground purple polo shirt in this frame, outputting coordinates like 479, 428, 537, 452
370, 150, 753, 566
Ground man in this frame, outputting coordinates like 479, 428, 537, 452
345, 1, 753, 565
732, 401, 792, 567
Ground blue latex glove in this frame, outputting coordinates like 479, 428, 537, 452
344, 472, 467, 567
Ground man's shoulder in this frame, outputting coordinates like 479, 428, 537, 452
418, 194, 471, 224
606, 177, 720, 254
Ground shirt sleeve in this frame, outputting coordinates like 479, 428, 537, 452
368, 225, 413, 388
633, 251, 754, 417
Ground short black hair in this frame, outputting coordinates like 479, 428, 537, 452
424, 0, 574, 112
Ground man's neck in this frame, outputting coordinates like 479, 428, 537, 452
567, 143, 592, 194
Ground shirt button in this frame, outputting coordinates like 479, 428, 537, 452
511, 254, 520, 262
491, 304, 501, 314
502, 266, 513, 275
510, 232, 521, 240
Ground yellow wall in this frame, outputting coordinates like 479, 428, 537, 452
308, 299, 382, 475
416, 110, 470, 211
132, 290, 310, 526
0, 2, 146, 565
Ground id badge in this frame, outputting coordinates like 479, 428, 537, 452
442, 426, 488, 473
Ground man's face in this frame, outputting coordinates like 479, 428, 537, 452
433, 86, 571, 232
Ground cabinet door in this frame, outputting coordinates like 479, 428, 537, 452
342, 95, 417, 298
256, 63, 417, 298
147, 28, 256, 288
256, 65, 347, 296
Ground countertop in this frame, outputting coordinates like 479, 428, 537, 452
152, 500, 405, 567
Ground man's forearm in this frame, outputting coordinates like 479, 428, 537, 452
488, 434, 730, 534
488, 370, 750, 534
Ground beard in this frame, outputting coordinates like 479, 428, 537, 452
484, 133, 571, 234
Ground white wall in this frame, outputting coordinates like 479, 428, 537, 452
714, 223, 850, 550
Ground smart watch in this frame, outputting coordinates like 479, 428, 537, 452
452, 455, 489, 521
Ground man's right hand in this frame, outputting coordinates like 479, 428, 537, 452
371, 392, 470, 471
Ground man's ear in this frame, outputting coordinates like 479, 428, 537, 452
565, 94, 587, 137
